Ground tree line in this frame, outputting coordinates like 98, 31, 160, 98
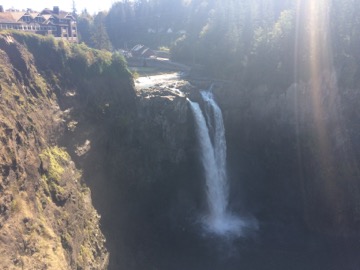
76, 0, 360, 87
76, 0, 189, 51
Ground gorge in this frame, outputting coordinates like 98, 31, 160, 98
1, 31, 360, 270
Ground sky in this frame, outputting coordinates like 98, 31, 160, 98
1, 0, 117, 14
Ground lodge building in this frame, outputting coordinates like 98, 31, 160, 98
0, 6, 77, 42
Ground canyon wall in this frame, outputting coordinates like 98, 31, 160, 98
0, 32, 133, 269
0, 32, 200, 269
215, 71, 360, 236
1, 31, 360, 270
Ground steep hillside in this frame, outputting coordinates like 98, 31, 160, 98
0, 32, 135, 269
0, 31, 198, 270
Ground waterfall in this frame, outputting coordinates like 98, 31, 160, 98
188, 90, 243, 236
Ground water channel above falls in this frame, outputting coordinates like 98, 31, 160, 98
120, 73, 360, 270
135, 72, 182, 90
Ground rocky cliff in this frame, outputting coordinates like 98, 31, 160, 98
73, 80, 201, 269
2, 30, 360, 270
214, 70, 360, 237
0, 32, 138, 269
0, 32, 200, 270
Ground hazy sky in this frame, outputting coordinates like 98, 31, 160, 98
1, 0, 117, 14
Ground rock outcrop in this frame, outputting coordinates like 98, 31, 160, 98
0, 32, 119, 269
72, 78, 201, 269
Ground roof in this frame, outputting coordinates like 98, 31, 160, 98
41, 8, 52, 14
12, 12, 27, 21
59, 11, 70, 19
0, 12, 16, 23
29, 12, 40, 19
42, 14, 53, 21
0, 7, 75, 24
131, 44, 145, 52
40, 9, 72, 20
142, 48, 152, 55
0, 12, 25, 23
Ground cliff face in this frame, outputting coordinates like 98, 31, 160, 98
0, 31, 201, 269
0, 33, 132, 269
73, 81, 201, 269
215, 71, 360, 236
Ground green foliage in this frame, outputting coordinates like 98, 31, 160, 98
10, 31, 68, 72
77, 0, 190, 49
107, 52, 130, 77
39, 147, 71, 206
68, 43, 113, 77
172, 0, 360, 87
12, 33, 135, 120
40, 146, 70, 183
10, 31, 132, 79
65, 42, 131, 86
271, 10, 294, 41
92, 12, 112, 51
170, 35, 193, 63
68, 43, 93, 75
132, 70, 139, 79
246, 9, 296, 87
73, 0, 360, 88
77, 10, 94, 46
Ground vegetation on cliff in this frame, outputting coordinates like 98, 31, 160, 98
0, 31, 136, 269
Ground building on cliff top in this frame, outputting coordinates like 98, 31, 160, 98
0, 5, 77, 42
131, 44, 156, 58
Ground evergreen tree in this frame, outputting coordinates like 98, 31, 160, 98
77, 10, 94, 46
106, 1, 135, 49
92, 12, 112, 51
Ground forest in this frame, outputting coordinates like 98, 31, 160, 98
77, 0, 360, 88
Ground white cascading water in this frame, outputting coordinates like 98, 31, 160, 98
188, 90, 243, 236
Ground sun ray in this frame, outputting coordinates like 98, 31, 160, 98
294, 0, 346, 229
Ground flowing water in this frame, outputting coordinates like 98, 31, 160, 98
188, 91, 243, 235
135, 72, 180, 89
107, 76, 360, 269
